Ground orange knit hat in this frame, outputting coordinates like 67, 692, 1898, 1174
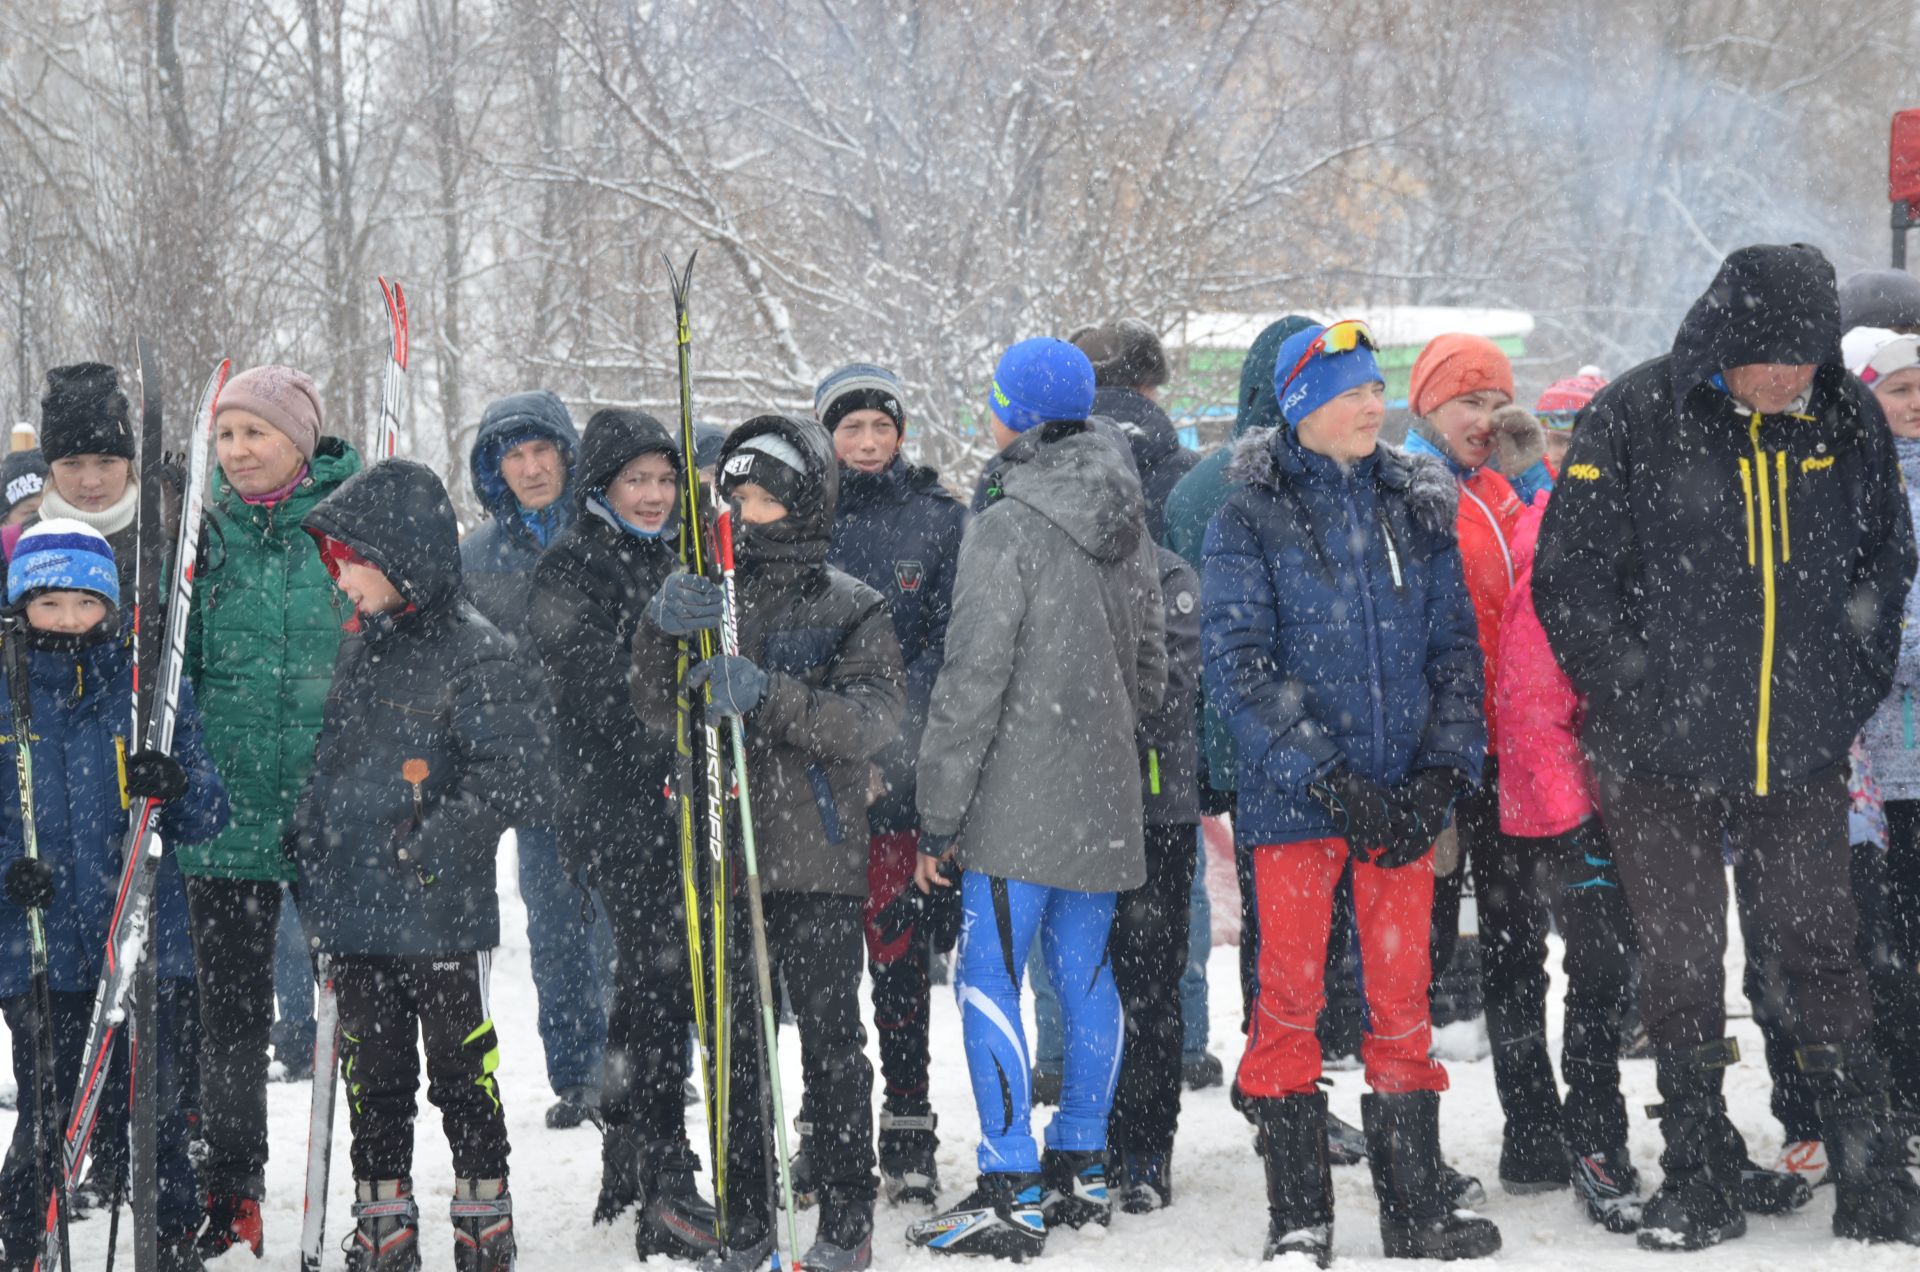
1408, 334, 1516, 418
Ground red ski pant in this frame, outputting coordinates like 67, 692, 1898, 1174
1237, 837, 1448, 1097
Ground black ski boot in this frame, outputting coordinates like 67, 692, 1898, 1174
1569, 1147, 1643, 1233
804, 1185, 876, 1271
1361, 1091, 1502, 1260
1115, 1146, 1173, 1214
1251, 1092, 1333, 1268
451, 1178, 515, 1272
1803, 1042, 1920, 1244
787, 1116, 820, 1208
1637, 1042, 1745, 1252
879, 1108, 941, 1207
593, 1121, 643, 1225
634, 1140, 721, 1262
906, 1171, 1046, 1261
1039, 1148, 1111, 1230
1713, 1113, 1810, 1215
343, 1179, 421, 1272
696, 1222, 773, 1272
1498, 1121, 1569, 1195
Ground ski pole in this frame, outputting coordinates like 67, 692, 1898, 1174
714, 511, 803, 1268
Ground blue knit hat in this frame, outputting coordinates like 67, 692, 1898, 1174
989, 339, 1096, 434
1274, 324, 1384, 428
8, 518, 118, 607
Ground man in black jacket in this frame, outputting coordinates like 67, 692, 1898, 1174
1534, 243, 1920, 1250
1071, 319, 1197, 542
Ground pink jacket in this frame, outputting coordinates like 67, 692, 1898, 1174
1496, 491, 1598, 838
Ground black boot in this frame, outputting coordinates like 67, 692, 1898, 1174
593, 1122, 644, 1226
1115, 1145, 1173, 1214
879, 1108, 941, 1207
635, 1139, 721, 1262
1569, 1147, 1643, 1234
1039, 1148, 1110, 1229
1637, 1042, 1745, 1252
1251, 1092, 1333, 1268
1498, 1121, 1568, 1195
804, 1185, 876, 1271
1361, 1092, 1502, 1260
906, 1171, 1046, 1261
1803, 1042, 1920, 1244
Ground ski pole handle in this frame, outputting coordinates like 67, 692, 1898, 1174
715, 507, 735, 575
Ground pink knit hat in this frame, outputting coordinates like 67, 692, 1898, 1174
217, 365, 323, 460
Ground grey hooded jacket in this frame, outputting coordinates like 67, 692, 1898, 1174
918, 421, 1167, 893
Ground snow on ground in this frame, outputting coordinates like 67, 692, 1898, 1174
5, 847, 1912, 1271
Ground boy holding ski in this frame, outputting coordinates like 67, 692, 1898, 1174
288, 460, 548, 1272
630, 414, 905, 1272
0, 520, 228, 1272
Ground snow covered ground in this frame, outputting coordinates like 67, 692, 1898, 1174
7, 843, 1913, 1271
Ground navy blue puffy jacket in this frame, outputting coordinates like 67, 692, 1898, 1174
0, 634, 229, 999
462, 390, 579, 658
1201, 428, 1485, 847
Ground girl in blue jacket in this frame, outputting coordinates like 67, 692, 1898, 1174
0, 519, 228, 1272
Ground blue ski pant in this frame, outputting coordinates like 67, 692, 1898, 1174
955, 872, 1120, 1175
517, 826, 613, 1096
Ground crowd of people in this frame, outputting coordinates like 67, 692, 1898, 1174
0, 242, 1918, 1272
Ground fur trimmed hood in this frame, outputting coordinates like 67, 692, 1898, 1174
1225, 427, 1458, 538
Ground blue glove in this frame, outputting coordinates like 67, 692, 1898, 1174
647, 572, 723, 636
685, 654, 768, 718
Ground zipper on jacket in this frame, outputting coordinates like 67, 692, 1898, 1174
1147, 747, 1162, 796
1459, 481, 1515, 587
1378, 515, 1407, 595
1748, 411, 1779, 796
115, 736, 130, 809
1738, 458, 1756, 566
1775, 450, 1790, 562
1341, 479, 1389, 777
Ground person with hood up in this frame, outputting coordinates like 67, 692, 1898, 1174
290, 459, 549, 1272
1533, 242, 1920, 1251
528, 408, 720, 1259
462, 390, 609, 1132
181, 364, 362, 1258
905, 338, 1166, 1261
1840, 268, 1920, 335
630, 414, 905, 1272
1204, 320, 1496, 1265
1070, 319, 1196, 541
815, 363, 968, 1210
0, 520, 229, 1272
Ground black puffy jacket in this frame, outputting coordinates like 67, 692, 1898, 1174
291, 460, 549, 955
1091, 386, 1197, 542
529, 411, 683, 884
1534, 244, 1918, 795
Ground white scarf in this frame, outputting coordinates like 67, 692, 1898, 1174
38, 480, 139, 536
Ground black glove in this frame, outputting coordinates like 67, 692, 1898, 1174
1376, 767, 1462, 869
924, 871, 963, 951
873, 856, 962, 946
1308, 764, 1395, 860
125, 749, 189, 803
684, 654, 768, 718
4, 857, 53, 911
647, 571, 723, 636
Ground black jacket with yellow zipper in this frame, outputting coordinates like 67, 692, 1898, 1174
1534, 243, 1917, 796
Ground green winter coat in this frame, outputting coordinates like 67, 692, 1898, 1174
179, 438, 363, 881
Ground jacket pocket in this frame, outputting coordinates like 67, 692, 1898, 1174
806, 764, 844, 844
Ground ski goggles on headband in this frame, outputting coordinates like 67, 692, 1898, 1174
1277, 319, 1379, 396
1537, 411, 1580, 433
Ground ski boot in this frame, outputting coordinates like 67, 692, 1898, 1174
594, 1122, 644, 1225
907, 1171, 1046, 1261
1774, 1139, 1831, 1188
1637, 1042, 1746, 1251
879, 1108, 941, 1207
1114, 1146, 1172, 1214
1252, 1092, 1333, 1268
1805, 1042, 1920, 1243
635, 1139, 721, 1262
1569, 1146, 1643, 1233
804, 1185, 876, 1271
344, 1179, 421, 1272
197, 1192, 265, 1258
1326, 1108, 1367, 1166
1499, 1121, 1569, 1195
451, 1178, 515, 1272
1362, 1091, 1502, 1260
1039, 1148, 1110, 1230
696, 1223, 773, 1272
786, 1117, 820, 1208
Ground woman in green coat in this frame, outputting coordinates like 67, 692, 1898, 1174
182, 364, 361, 1258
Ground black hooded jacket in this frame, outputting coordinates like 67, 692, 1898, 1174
290, 459, 549, 954
1090, 386, 1197, 542
529, 410, 684, 882
629, 415, 906, 897
1534, 244, 1918, 794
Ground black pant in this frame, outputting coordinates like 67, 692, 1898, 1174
186, 876, 284, 1197
1602, 768, 1868, 1052
1109, 823, 1198, 1155
0, 986, 199, 1250
599, 853, 695, 1145
334, 952, 509, 1181
724, 893, 873, 1233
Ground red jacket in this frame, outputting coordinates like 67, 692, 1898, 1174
1496, 492, 1598, 838
1452, 465, 1524, 751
